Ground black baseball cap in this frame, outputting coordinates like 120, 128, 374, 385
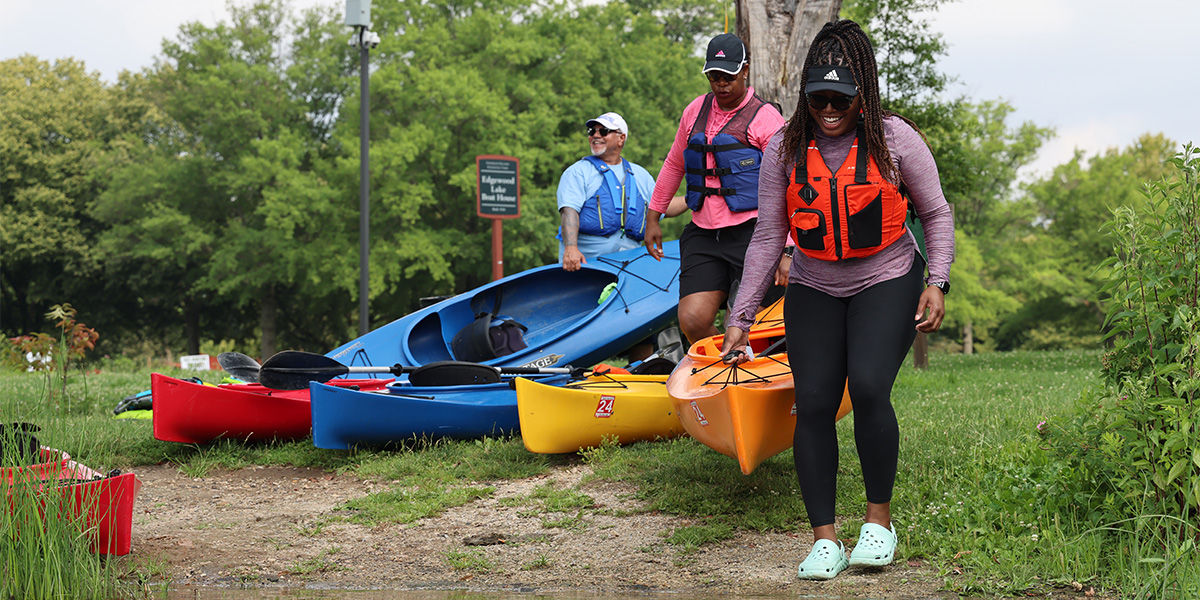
703, 33, 747, 75
805, 65, 858, 97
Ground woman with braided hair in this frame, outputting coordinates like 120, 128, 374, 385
721, 19, 955, 580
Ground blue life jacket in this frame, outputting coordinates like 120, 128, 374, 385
576, 155, 647, 241
683, 93, 769, 212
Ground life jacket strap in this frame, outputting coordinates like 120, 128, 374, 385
854, 119, 869, 184
687, 184, 736, 197
685, 166, 733, 177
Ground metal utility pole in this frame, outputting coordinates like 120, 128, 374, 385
346, 1, 379, 335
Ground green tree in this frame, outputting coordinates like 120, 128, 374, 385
95, 0, 358, 355
0, 56, 116, 339
843, 0, 1053, 352
843, 0, 950, 106
350, 0, 706, 319
628, 0, 727, 46
992, 133, 1178, 349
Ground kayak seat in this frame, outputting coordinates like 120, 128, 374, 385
409, 361, 502, 386
450, 313, 528, 362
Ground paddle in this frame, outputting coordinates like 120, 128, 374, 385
258, 350, 582, 390
217, 352, 262, 383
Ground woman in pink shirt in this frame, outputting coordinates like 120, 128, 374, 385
644, 33, 787, 344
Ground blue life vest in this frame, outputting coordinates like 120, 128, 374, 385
576, 155, 647, 241
683, 93, 769, 212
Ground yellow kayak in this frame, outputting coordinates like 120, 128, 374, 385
667, 314, 851, 475
516, 374, 683, 454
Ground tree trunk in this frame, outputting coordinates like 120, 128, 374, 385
260, 288, 277, 359
184, 301, 201, 356
736, 0, 843, 119
962, 319, 974, 355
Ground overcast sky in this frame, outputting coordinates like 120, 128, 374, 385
2, 0, 1196, 180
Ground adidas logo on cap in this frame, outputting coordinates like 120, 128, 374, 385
716, 50, 726, 58
824, 69, 839, 81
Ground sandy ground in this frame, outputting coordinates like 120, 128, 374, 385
128, 462, 968, 598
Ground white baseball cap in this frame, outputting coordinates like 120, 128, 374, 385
585, 112, 628, 137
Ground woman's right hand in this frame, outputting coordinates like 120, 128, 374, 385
644, 218, 664, 261
719, 327, 750, 364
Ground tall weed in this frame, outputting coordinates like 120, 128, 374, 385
1045, 144, 1200, 595
0, 428, 127, 599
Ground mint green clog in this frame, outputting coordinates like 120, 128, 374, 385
797, 538, 849, 580
848, 522, 897, 567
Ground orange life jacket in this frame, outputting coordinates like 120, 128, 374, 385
786, 123, 909, 261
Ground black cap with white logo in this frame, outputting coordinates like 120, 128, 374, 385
703, 33, 747, 75
805, 65, 858, 97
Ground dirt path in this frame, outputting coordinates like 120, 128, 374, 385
134, 463, 954, 597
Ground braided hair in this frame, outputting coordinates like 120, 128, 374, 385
780, 19, 916, 185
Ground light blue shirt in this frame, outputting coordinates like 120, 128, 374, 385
556, 157, 656, 261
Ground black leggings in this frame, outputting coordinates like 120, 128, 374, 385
783, 255, 923, 527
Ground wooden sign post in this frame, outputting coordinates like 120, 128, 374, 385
475, 155, 521, 281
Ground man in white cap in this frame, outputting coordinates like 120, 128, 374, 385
555, 112, 658, 271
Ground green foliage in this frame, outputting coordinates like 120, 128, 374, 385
664, 520, 734, 554
1040, 145, 1200, 595
341, 484, 493, 526
626, 0, 727, 47
444, 548, 494, 572
93, 0, 359, 355
0, 350, 1156, 594
529, 482, 595, 512
844, 0, 1059, 351
842, 0, 951, 105
1, 468, 128, 599
357, 0, 706, 317
993, 134, 1179, 350
0, 57, 117, 340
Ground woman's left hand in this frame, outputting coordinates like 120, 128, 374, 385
914, 286, 945, 333
774, 254, 792, 286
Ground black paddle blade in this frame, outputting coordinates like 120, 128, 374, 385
259, 351, 349, 390
217, 352, 261, 383
408, 361, 501, 387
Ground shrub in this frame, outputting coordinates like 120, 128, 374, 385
1045, 144, 1199, 595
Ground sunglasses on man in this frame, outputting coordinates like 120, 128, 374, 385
588, 126, 618, 137
806, 94, 855, 111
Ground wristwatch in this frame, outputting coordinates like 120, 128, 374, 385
782, 246, 795, 257
929, 280, 950, 295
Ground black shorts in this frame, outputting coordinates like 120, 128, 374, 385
679, 219, 758, 298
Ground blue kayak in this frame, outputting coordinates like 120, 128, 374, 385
309, 372, 572, 449
325, 241, 681, 371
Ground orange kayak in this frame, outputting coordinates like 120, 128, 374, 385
668, 309, 851, 475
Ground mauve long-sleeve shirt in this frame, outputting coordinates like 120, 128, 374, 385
727, 115, 955, 331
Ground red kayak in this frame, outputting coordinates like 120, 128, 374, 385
151, 373, 391, 444
2, 448, 141, 555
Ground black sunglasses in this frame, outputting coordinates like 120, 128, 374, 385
588, 126, 617, 137
806, 94, 855, 111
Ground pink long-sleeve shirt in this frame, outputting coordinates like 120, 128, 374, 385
727, 115, 956, 331
650, 89, 787, 229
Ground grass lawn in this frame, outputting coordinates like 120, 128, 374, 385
1, 349, 1125, 596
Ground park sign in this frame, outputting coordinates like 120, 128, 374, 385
476, 155, 520, 218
